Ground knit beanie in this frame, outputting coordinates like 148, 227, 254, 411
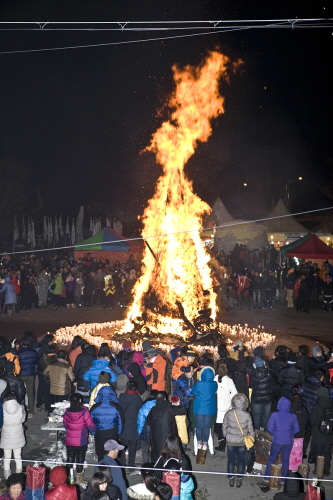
49, 466, 67, 486
253, 346, 263, 358
185, 349, 196, 357
98, 371, 111, 384
170, 396, 180, 405
144, 347, 157, 359
122, 340, 132, 350
235, 340, 244, 348
142, 340, 152, 352
312, 345, 322, 357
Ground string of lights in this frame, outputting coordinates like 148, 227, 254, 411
2, 205, 332, 257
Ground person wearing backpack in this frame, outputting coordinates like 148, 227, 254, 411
309, 393, 333, 476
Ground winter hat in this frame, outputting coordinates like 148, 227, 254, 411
312, 345, 322, 357
185, 349, 196, 357
287, 352, 297, 364
254, 357, 265, 368
253, 346, 263, 358
144, 347, 157, 359
142, 340, 152, 352
98, 371, 111, 384
170, 396, 181, 405
0, 379, 7, 396
49, 466, 67, 486
122, 340, 132, 350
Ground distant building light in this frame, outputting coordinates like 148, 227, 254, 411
286, 241, 289, 245
243, 183, 247, 186
270, 235, 273, 239
298, 177, 302, 180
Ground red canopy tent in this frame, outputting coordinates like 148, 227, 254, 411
283, 233, 333, 260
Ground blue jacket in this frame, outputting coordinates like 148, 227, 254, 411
96, 455, 127, 500
192, 367, 218, 415
18, 347, 38, 376
172, 374, 194, 409
0, 277, 16, 305
137, 399, 156, 435
90, 386, 123, 434
83, 359, 117, 390
267, 397, 300, 445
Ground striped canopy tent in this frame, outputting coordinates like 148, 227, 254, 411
74, 226, 142, 265
281, 233, 333, 261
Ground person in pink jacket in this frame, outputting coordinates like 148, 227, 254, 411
63, 393, 96, 483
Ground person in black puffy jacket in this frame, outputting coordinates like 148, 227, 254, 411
250, 358, 275, 431
290, 391, 309, 459
3, 361, 26, 404
118, 379, 143, 467
74, 343, 96, 402
17, 338, 38, 415
278, 353, 304, 399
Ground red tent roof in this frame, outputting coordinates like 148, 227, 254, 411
287, 233, 333, 260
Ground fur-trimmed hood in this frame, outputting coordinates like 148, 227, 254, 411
126, 483, 155, 500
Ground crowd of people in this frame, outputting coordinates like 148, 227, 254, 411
0, 253, 138, 314
1, 245, 332, 316
1, 331, 333, 498
214, 244, 333, 313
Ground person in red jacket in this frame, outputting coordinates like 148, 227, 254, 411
45, 466, 77, 500
63, 394, 96, 483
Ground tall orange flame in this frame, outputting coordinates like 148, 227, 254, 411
124, 51, 230, 338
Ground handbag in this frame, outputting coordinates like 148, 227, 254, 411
233, 410, 255, 450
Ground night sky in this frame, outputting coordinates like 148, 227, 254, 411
0, 1, 332, 236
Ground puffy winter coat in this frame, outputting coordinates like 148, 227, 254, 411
223, 393, 254, 445
83, 359, 117, 391
68, 347, 82, 369
299, 376, 326, 413
172, 374, 194, 409
119, 390, 143, 440
44, 359, 75, 396
0, 277, 16, 304
74, 345, 96, 380
90, 386, 124, 434
267, 397, 300, 445
192, 367, 217, 415
278, 364, 304, 397
63, 406, 96, 446
290, 399, 308, 439
45, 484, 77, 500
148, 400, 177, 462
0, 398, 26, 449
18, 347, 38, 376
146, 354, 167, 392
4, 372, 26, 404
310, 395, 333, 445
250, 367, 276, 404
116, 349, 134, 371
215, 374, 238, 423
51, 275, 64, 295
137, 399, 156, 435
172, 356, 190, 380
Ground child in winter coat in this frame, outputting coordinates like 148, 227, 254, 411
170, 396, 189, 451
63, 393, 96, 483
137, 390, 158, 463
89, 371, 118, 407
0, 392, 26, 479
172, 349, 196, 381
262, 397, 300, 485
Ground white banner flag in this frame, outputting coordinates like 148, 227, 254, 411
58, 215, 64, 237
13, 216, 19, 242
65, 217, 70, 238
54, 217, 58, 244
71, 218, 75, 245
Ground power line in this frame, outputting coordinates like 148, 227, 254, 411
0, 19, 331, 55
2, 205, 332, 256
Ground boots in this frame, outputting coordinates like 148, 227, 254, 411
236, 478, 243, 488
196, 447, 207, 465
229, 476, 235, 487
71, 304, 75, 308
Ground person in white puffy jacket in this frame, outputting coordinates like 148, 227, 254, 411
214, 360, 237, 452
0, 392, 26, 478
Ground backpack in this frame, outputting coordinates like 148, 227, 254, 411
318, 406, 333, 435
